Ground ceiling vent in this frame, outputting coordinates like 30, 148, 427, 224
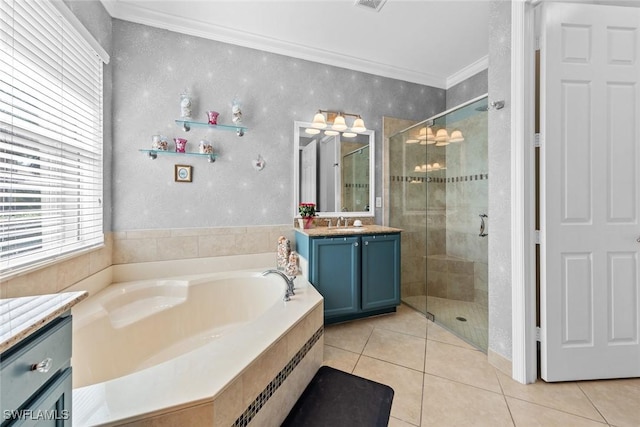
354, 0, 388, 12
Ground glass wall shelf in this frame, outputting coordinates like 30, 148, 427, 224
139, 149, 217, 163
175, 119, 247, 136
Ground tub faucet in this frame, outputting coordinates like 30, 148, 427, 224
262, 269, 295, 301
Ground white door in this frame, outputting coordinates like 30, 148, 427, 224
540, 2, 640, 381
300, 140, 317, 205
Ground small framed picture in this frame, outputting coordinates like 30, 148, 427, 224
174, 164, 192, 182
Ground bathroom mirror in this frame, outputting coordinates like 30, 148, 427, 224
293, 121, 375, 217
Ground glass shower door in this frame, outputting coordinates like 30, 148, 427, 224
425, 97, 488, 351
389, 96, 489, 351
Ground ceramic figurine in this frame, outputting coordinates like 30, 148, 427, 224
180, 89, 192, 119
277, 236, 290, 271
232, 96, 242, 124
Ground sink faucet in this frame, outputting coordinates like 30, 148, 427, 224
325, 218, 333, 228
262, 269, 295, 301
339, 216, 348, 227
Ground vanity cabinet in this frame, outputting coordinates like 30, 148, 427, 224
1, 315, 73, 427
296, 231, 400, 323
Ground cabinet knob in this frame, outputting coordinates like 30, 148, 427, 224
354, 242, 359, 247
364, 241, 369, 246
31, 357, 53, 373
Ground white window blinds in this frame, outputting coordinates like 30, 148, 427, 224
0, 0, 105, 276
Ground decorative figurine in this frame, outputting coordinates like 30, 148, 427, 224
232, 96, 242, 125
180, 89, 192, 119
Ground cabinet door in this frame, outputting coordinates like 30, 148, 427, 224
311, 237, 360, 318
361, 234, 401, 310
7, 368, 72, 427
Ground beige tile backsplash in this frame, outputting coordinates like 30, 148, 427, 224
1, 225, 294, 298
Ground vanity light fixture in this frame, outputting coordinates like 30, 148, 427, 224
332, 114, 348, 131
305, 128, 321, 135
312, 112, 327, 129
309, 110, 367, 135
343, 132, 357, 138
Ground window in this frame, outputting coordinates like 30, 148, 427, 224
0, 0, 107, 276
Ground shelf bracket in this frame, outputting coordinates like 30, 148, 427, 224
236, 128, 244, 137
147, 151, 157, 160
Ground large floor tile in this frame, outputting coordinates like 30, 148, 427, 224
364, 304, 429, 339
323, 319, 373, 353
496, 372, 605, 423
424, 340, 502, 393
578, 378, 640, 427
322, 344, 359, 373
388, 415, 419, 427
363, 328, 426, 371
506, 397, 608, 427
353, 355, 424, 426
427, 321, 477, 350
421, 374, 513, 427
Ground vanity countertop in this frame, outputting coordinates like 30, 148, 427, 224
0, 291, 88, 354
295, 224, 402, 237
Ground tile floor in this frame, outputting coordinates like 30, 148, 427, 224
404, 295, 489, 352
322, 304, 640, 427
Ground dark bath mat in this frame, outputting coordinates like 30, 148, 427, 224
281, 365, 394, 427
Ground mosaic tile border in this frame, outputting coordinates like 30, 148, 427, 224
232, 326, 324, 427
391, 173, 489, 183
344, 183, 369, 188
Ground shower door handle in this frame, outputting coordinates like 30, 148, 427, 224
479, 214, 488, 237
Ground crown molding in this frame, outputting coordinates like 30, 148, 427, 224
101, 1, 447, 88
445, 55, 489, 89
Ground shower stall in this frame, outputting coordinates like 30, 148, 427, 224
389, 95, 489, 351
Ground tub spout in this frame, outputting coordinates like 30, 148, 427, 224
262, 269, 295, 301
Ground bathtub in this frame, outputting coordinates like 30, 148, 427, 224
70, 257, 324, 426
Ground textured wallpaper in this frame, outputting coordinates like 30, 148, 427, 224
487, 0, 513, 362
111, 19, 445, 230
446, 69, 489, 111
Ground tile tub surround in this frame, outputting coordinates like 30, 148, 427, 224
72, 273, 324, 426
1, 225, 294, 299
0, 291, 88, 353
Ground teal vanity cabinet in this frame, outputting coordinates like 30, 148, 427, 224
295, 229, 401, 324
1, 292, 86, 427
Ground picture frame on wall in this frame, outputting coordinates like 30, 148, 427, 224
174, 164, 192, 182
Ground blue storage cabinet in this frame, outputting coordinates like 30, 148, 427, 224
361, 234, 401, 311
311, 236, 360, 318
296, 230, 401, 324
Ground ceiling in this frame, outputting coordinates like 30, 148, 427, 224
100, 0, 490, 89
